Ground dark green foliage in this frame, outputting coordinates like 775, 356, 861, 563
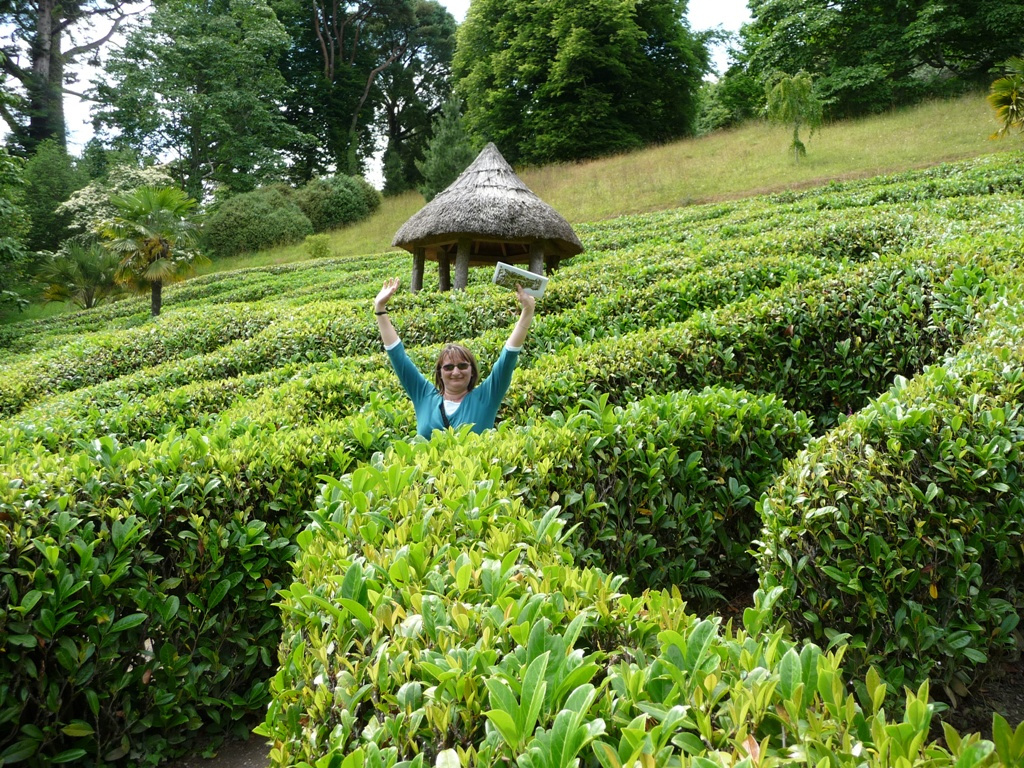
270, 0, 456, 179
375, 0, 458, 194
0, 147, 31, 312
91, 0, 301, 200
759, 288, 1024, 701
0, 425, 352, 765
415, 98, 478, 201
203, 188, 313, 258
697, 66, 763, 133
453, 0, 710, 164
740, 0, 1024, 119
22, 140, 87, 252
293, 175, 380, 232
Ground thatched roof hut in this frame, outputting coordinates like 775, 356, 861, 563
392, 143, 583, 291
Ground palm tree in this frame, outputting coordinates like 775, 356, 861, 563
38, 242, 123, 309
765, 71, 824, 162
988, 56, 1024, 139
101, 186, 206, 317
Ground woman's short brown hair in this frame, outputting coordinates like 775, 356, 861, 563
434, 344, 479, 394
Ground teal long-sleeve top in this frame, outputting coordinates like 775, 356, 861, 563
386, 340, 520, 439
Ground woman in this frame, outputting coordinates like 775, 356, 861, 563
374, 277, 536, 438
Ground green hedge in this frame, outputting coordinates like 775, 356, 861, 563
401, 388, 811, 603
0, 421, 357, 765
257, 444, 1014, 767
202, 187, 313, 259
507, 249, 1004, 428
757, 283, 1024, 700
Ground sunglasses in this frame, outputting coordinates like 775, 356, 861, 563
441, 362, 471, 372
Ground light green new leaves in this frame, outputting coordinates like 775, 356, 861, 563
517, 684, 604, 768
486, 651, 550, 753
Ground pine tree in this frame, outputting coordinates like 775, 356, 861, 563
415, 99, 478, 201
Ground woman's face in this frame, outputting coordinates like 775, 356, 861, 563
439, 352, 473, 398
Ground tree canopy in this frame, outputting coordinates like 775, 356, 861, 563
739, 0, 1024, 118
92, 0, 306, 201
453, 0, 710, 166
270, 0, 456, 180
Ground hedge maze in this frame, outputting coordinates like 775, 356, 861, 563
2, 152, 1024, 766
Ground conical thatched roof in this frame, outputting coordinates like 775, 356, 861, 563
392, 143, 583, 261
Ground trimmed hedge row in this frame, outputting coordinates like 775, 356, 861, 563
757, 280, 1024, 701
0, 245, 840, 452
507, 248, 1006, 428
0, 305, 284, 418
399, 388, 811, 603
0, 418, 363, 765
256, 442, 1009, 768
0, 386, 807, 764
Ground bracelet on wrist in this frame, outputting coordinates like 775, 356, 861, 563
374, 309, 388, 316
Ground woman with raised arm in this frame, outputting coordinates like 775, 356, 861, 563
374, 277, 536, 439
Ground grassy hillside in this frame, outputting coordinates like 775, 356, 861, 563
2, 103, 1024, 767
195, 90, 1015, 271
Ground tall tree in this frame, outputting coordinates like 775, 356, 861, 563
271, 0, 456, 179
415, 97, 476, 200
453, 0, 710, 166
101, 185, 204, 317
740, 0, 1024, 118
0, 0, 141, 152
0, 146, 31, 311
92, 0, 306, 200
374, 0, 456, 194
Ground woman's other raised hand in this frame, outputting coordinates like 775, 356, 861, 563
375, 277, 400, 313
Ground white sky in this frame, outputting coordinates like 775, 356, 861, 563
63, 0, 752, 153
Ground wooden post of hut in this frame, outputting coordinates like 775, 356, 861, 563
438, 249, 452, 291
411, 246, 425, 292
391, 143, 584, 292
455, 237, 471, 291
529, 243, 544, 275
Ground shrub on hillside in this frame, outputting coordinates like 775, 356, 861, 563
203, 187, 312, 258
292, 175, 380, 233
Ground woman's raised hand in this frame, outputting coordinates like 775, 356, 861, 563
515, 284, 536, 315
375, 277, 400, 313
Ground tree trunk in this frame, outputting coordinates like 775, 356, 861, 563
26, 0, 67, 149
151, 280, 163, 317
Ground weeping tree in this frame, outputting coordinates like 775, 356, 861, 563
100, 186, 205, 317
765, 71, 823, 162
988, 56, 1024, 139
